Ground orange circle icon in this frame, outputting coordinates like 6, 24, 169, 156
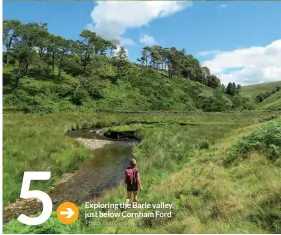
56, 202, 79, 224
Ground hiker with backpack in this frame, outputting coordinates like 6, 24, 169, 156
124, 157, 142, 208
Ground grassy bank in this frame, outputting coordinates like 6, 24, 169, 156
3, 111, 281, 233
82, 118, 281, 234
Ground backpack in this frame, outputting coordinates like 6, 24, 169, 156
125, 168, 138, 185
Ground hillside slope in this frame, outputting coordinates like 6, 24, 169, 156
3, 20, 255, 113
259, 90, 281, 110
3, 64, 252, 113
241, 81, 281, 98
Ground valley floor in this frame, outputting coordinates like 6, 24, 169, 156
3, 111, 281, 234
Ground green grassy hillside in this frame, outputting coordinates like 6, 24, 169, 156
259, 90, 281, 110
3, 64, 253, 113
241, 81, 281, 98
3, 20, 256, 114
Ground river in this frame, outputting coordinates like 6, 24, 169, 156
3, 128, 138, 223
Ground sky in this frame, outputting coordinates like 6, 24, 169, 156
3, 1, 281, 86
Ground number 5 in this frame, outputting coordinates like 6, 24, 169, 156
18, 172, 53, 225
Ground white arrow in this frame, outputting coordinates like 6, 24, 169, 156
60, 208, 75, 219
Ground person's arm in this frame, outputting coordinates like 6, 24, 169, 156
137, 172, 142, 189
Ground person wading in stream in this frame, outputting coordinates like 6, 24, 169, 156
123, 157, 142, 210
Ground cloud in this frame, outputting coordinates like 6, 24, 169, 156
202, 39, 281, 85
87, 1, 192, 45
197, 50, 221, 57
120, 37, 135, 46
86, 22, 135, 46
139, 34, 156, 46
113, 45, 129, 59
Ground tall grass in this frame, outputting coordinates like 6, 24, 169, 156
83, 118, 281, 234
3, 111, 281, 233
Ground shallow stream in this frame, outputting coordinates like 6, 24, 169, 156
3, 128, 138, 223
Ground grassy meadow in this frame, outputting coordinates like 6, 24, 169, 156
3, 110, 281, 233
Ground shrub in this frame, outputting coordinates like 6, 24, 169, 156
267, 144, 280, 161
198, 140, 210, 149
23, 105, 56, 114
72, 88, 88, 105
224, 120, 281, 165
255, 86, 281, 103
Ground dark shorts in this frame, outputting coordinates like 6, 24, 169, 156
127, 185, 139, 192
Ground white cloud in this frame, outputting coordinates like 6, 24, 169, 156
86, 23, 135, 46
139, 34, 156, 46
113, 45, 129, 59
202, 39, 281, 86
87, 1, 192, 46
197, 50, 221, 56
120, 37, 135, 46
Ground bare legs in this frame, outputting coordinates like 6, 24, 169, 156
125, 191, 138, 208
133, 191, 138, 202
125, 191, 132, 206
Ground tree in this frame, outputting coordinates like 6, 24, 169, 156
46, 34, 59, 72
207, 75, 221, 88
111, 46, 128, 83
3, 20, 21, 65
141, 47, 149, 67
56, 37, 70, 79
13, 44, 36, 88
77, 30, 98, 73
67, 39, 80, 56
28, 23, 49, 60
169, 47, 182, 77
201, 66, 211, 85
152, 45, 163, 69
162, 47, 171, 71
116, 47, 127, 60
236, 84, 242, 95
10, 23, 44, 87
94, 35, 108, 56
107, 39, 119, 73
6, 19, 246, 107
232, 82, 237, 95
226, 82, 233, 95
142, 46, 153, 68
220, 84, 226, 93
109, 39, 119, 58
